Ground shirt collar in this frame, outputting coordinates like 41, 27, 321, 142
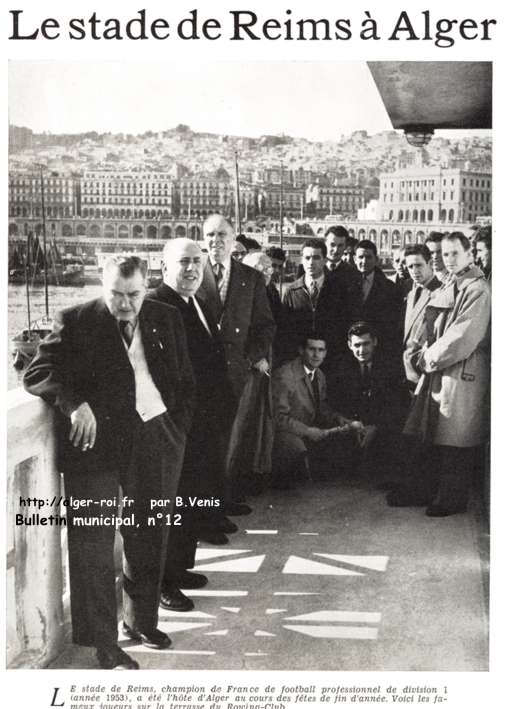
327, 259, 342, 270
303, 364, 317, 378
304, 272, 325, 290
209, 256, 231, 273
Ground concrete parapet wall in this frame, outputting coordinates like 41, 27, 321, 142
6, 388, 64, 668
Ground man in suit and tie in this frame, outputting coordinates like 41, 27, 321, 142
150, 238, 235, 611
402, 244, 441, 387
272, 333, 363, 487
325, 226, 359, 276
197, 213, 276, 513
24, 256, 195, 669
281, 238, 350, 371
351, 240, 403, 364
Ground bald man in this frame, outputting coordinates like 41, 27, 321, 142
149, 239, 235, 611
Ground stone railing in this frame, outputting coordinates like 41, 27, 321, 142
7, 387, 124, 668
7, 388, 65, 668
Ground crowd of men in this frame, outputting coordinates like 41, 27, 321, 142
23, 215, 491, 669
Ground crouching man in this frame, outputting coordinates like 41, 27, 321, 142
271, 333, 363, 487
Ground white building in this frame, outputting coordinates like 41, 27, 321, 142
379, 166, 491, 225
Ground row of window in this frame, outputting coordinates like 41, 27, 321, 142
383, 190, 491, 204
84, 175, 172, 182
9, 179, 74, 188
10, 206, 73, 217
82, 197, 171, 205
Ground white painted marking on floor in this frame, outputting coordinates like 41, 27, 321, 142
282, 555, 363, 576
158, 610, 215, 619
156, 622, 212, 633
185, 590, 249, 597
265, 608, 287, 615
255, 630, 277, 637
245, 529, 278, 534
194, 554, 266, 573
284, 611, 381, 623
165, 650, 216, 655
315, 554, 389, 572
284, 625, 378, 640
274, 592, 320, 596
125, 646, 216, 655
205, 629, 229, 636
221, 607, 241, 613
195, 548, 252, 561
244, 652, 269, 656
298, 532, 319, 536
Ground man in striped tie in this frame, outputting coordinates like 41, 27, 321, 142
198, 214, 276, 514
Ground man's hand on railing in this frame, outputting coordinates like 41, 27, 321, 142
69, 402, 97, 452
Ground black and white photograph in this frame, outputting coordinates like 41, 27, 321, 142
3, 0, 503, 706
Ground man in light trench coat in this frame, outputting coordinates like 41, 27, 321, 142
401, 231, 490, 517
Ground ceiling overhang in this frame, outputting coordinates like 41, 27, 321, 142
367, 61, 492, 131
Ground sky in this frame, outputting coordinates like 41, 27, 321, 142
8, 61, 396, 141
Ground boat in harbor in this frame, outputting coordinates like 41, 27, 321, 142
12, 315, 53, 371
8, 238, 84, 287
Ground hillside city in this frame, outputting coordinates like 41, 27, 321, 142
9, 123, 492, 208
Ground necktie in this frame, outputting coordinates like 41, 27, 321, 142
360, 364, 372, 421
413, 286, 423, 305
213, 262, 223, 288
309, 280, 319, 304
361, 273, 368, 301
361, 363, 371, 390
310, 370, 320, 414
119, 320, 134, 348
329, 262, 337, 271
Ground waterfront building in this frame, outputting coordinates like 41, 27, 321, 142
258, 184, 305, 219
8, 171, 79, 225
80, 170, 175, 219
305, 183, 365, 219
379, 166, 492, 226
176, 175, 233, 218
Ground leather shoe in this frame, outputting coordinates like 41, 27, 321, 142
386, 491, 430, 507
426, 504, 466, 517
96, 644, 139, 670
224, 502, 252, 516
175, 571, 208, 589
198, 530, 229, 545
160, 587, 194, 612
218, 517, 239, 534
122, 623, 171, 649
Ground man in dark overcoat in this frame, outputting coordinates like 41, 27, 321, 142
24, 256, 194, 669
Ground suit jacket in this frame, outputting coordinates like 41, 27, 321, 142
327, 260, 361, 295
272, 356, 344, 440
281, 271, 349, 365
148, 284, 233, 498
148, 284, 231, 416
331, 351, 407, 430
389, 272, 413, 299
24, 297, 195, 479
351, 267, 403, 355
198, 259, 276, 401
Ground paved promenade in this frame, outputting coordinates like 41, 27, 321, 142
52, 476, 488, 671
